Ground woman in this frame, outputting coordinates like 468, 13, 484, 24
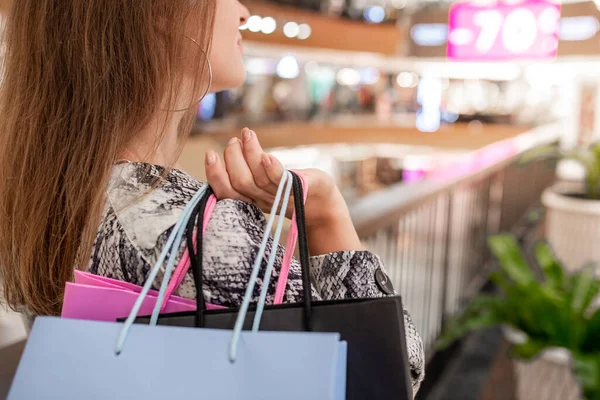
0, 0, 424, 392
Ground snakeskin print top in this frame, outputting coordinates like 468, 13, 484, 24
88, 162, 425, 394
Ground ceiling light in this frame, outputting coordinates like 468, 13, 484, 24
247, 15, 262, 33
298, 24, 312, 40
283, 22, 300, 38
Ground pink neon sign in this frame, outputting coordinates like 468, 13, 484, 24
447, 0, 561, 61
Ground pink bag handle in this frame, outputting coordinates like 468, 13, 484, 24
274, 171, 308, 304
161, 193, 217, 311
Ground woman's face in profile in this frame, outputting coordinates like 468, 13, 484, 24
209, 0, 250, 92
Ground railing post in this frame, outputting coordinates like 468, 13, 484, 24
480, 176, 492, 268
440, 192, 453, 329
423, 200, 438, 350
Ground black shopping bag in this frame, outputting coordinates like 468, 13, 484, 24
131, 172, 413, 400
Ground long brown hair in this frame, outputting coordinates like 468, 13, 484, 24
0, 0, 216, 316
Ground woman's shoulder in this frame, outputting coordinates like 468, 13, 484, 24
107, 162, 203, 211
104, 163, 204, 257
101, 162, 265, 261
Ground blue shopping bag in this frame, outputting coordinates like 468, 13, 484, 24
8, 174, 348, 400
9, 317, 347, 400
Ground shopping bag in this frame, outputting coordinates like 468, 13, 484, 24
74, 269, 152, 291
61, 281, 220, 322
9, 181, 348, 400
9, 317, 346, 400
135, 172, 414, 400
62, 270, 225, 322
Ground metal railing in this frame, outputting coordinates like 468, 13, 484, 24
349, 124, 560, 356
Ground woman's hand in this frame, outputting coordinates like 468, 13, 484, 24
205, 128, 336, 226
205, 128, 362, 254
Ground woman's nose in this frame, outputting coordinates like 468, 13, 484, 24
238, 2, 250, 26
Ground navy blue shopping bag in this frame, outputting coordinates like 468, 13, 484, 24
8, 179, 347, 400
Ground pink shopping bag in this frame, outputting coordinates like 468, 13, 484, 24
61, 194, 223, 322
62, 271, 225, 322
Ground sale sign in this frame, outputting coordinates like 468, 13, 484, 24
447, 0, 561, 61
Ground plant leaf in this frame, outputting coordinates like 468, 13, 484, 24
488, 234, 536, 286
587, 168, 600, 200
564, 149, 600, 199
572, 354, 600, 400
582, 309, 600, 353
592, 145, 600, 200
437, 296, 508, 350
437, 312, 503, 350
534, 241, 564, 286
509, 340, 547, 360
489, 271, 512, 293
519, 145, 561, 165
570, 265, 600, 316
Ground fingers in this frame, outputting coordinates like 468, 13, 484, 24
262, 154, 286, 187
241, 128, 274, 191
223, 137, 264, 199
263, 154, 295, 219
204, 150, 250, 202
205, 130, 288, 212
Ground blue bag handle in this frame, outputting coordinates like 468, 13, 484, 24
115, 185, 208, 355
251, 171, 293, 332
229, 170, 294, 362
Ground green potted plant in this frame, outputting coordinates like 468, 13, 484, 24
522, 142, 600, 271
439, 234, 600, 400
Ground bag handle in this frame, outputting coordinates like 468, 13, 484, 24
250, 171, 313, 330
161, 193, 216, 310
185, 188, 214, 327
290, 171, 313, 331
188, 171, 312, 330
251, 170, 295, 331
228, 170, 295, 361
115, 185, 209, 355
273, 171, 308, 304
186, 171, 306, 362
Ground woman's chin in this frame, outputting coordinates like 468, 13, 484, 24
211, 69, 247, 92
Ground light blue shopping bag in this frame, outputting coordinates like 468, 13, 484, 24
8, 173, 347, 400
9, 317, 347, 400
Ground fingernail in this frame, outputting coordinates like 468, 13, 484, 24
242, 129, 253, 142
228, 137, 239, 146
205, 151, 216, 165
261, 153, 271, 168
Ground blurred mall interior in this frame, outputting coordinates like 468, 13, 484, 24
2, 0, 600, 399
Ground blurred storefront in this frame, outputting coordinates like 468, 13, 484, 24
182, 0, 600, 195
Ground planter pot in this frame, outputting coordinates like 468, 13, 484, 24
542, 183, 600, 271
503, 328, 580, 400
